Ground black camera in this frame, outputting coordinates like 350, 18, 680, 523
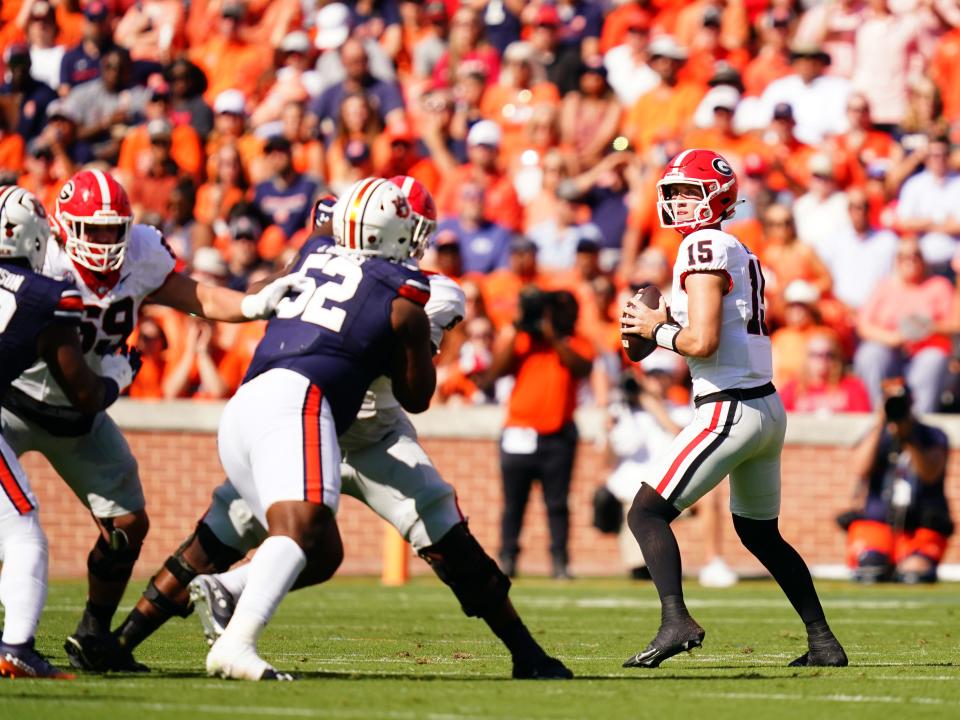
883, 386, 912, 423
516, 288, 578, 339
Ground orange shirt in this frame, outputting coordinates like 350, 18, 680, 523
436, 164, 523, 232
17, 173, 61, 212
622, 82, 704, 154
931, 28, 960, 123
194, 183, 245, 226
0, 133, 25, 175
504, 331, 595, 434
118, 124, 203, 181
205, 134, 265, 182
189, 36, 270, 103
742, 50, 792, 97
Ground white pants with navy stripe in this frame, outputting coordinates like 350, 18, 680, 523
644, 392, 787, 521
217, 369, 341, 529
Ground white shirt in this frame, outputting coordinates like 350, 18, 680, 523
604, 45, 659, 106
897, 170, 960, 264
817, 226, 897, 309
671, 228, 773, 397
754, 73, 852, 145
29, 46, 64, 92
15, 225, 176, 407
793, 190, 850, 249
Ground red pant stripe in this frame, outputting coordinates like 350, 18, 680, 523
302, 385, 324, 504
0, 448, 33, 515
655, 402, 724, 495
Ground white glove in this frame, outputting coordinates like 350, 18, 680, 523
100, 353, 136, 393
425, 274, 466, 351
240, 274, 313, 320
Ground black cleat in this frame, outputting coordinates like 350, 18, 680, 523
623, 617, 705, 668
64, 632, 150, 673
512, 654, 573, 679
789, 640, 848, 667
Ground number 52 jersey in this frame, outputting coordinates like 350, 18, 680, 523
243, 237, 431, 435
12, 224, 176, 409
671, 228, 773, 398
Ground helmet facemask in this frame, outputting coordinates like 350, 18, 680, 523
657, 177, 734, 231
61, 214, 130, 273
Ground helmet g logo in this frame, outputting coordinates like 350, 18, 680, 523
59, 181, 75, 203
712, 158, 733, 176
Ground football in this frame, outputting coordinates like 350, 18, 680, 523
621, 285, 662, 363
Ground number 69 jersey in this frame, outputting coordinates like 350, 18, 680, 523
12, 224, 176, 408
671, 228, 773, 398
243, 237, 431, 434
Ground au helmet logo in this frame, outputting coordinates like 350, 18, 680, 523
712, 157, 733, 176
392, 195, 410, 218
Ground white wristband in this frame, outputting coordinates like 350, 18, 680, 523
653, 322, 682, 354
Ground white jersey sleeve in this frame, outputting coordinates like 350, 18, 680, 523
424, 273, 466, 352
11, 224, 177, 408
670, 229, 773, 398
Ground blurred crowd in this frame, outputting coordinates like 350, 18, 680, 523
6, 0, 960, 413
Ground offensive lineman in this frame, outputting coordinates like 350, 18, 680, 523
109, 177, 571, 680
620, 150, 847, 668
0, 187, 137, 678
0, 169, 304, 671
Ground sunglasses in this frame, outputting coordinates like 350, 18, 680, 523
807, 350, 837, 359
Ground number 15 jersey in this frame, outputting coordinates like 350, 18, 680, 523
243, 237, 431, 434
671, 228, 772, 398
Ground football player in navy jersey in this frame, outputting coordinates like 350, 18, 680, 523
0, 187, 139, 679
110, 178, 572, 681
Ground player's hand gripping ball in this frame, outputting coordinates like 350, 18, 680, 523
620, 285, 662, 362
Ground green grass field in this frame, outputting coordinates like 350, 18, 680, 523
1, 577, 958, 720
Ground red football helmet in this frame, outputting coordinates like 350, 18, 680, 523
55, 169, 132, 272
656, 149, 740, 235
389, 175, 436, 260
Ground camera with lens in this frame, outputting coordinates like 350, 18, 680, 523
883, 384, 912, 423
516, 288, 578, 339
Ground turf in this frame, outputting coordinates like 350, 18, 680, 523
1, 577, 959, 720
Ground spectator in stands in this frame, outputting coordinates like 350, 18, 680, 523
16, 139, 57, 208
770, 279, 835, 388
25, 1, 65, 92
757, 102, 817, 197
552, 0, 603, 61
894, 135, 960, 271
114, 0, 185, 64
485, 288, 593, 579
313, 2, 398, 91
621, 35, 701, 156
59, 0, 115, 93
224, 216, 263, 292
483, 236, 542, 331
311, 37, 405, 144
437, 119, 523, 232
248, 31, 314, 133
524, 4, 582, 96
844, 381, 954, 583
793, 154, 849, 250
128, 119, 182, 219
752, 43, 850, 145
429, 229, 463, 281
188, 1, 270, 103
780, 331, 871, 414
371, 122, 439, 193
418, 85, 465, 176
165, 57, 213, 138
827, 93, 898, 188
1, 44, 56, 142
408, 1, 449, 80
195, 143, 247, 228
741, 9, 792, 98
603, 15, 657, 106
559, 57, 621, 174
817, 188, 898, 311
854, 237, 956, 413
433, 5, 500, 90
325, 91, 380, 193
253, 135, 320, 240
128, 316, 168, 400
794, 0, 864, 79
66, 46, 149, 163
435, 181, 513, 274
161, 177, 201, 262
276, 99, 325, 180
437, 315, 497, 406
527, 198, 603, 272
35, 99, 92, 171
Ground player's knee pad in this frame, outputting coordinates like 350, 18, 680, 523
418, 522, 510, 619
188, 521, 246, 574
731, 514, 781, 554
107, 511, 150, 549
143, 577, 192, 618
87, 535, 142, 582
626, 484, 680, 538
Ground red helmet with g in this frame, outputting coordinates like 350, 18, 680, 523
389, 175, 436, 260
55, 169, 132, 272
656, 149, 740, 236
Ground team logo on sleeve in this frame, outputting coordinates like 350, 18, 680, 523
712, 158, 733, 176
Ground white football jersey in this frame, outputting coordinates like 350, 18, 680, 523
13, 224, 176, 407
670, 228, 772, 398
350, 273, 464, 429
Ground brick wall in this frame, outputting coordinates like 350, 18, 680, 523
21, 403, 960, 580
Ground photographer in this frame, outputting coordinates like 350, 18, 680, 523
483, 288, 594, 579
843, 382, 954, 583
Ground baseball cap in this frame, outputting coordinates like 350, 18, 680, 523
214, 89, 246, 115
28, 1, 55, 21
703, 6, 722, 28
281, 31, 310, 54
467, 120, 502, 148
229, 216, 261, 240
772, 102, 794, 121
809, 154, 834, 178
648, 35, 688, 61
789, 43, 831, 65
264, 135, 292, 153
532, 4, 560, 27
147, 118, 172, 140
576, 238, 600, 254
510, 236, 537, 253
434, 229, 460, 250
46, 99, 76, 123
220, 2, 245, 20
783, 279, 820, 305
711, 85, 741, 112
314, 2, 351, 50
192, 247, 229, 278
83, 0, 109, 22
